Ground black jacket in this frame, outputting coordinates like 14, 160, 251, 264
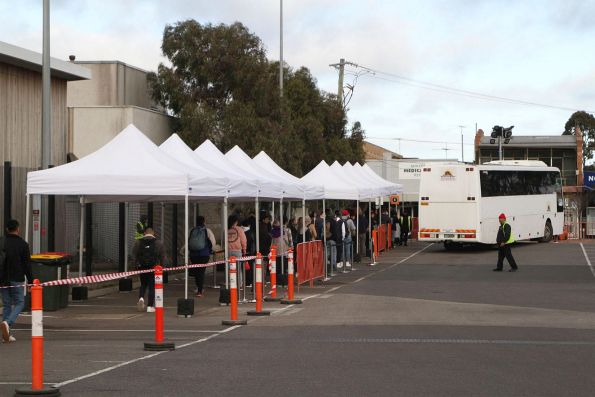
496, 223, 512, 244
0, 234, 33, 284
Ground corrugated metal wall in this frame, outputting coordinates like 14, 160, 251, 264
0, 63, 68, 236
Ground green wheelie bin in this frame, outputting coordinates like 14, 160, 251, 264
25, 253, 71, 311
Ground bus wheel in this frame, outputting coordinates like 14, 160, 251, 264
444, 241, 455, 250
540, 221, 553, 243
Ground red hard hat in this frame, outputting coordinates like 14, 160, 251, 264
498, 213, 506, 220
342, 210, 350, 216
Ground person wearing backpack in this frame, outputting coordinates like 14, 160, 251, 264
188, 216, 216, 298
133, 227, 165, 312
1, 219, 32, 343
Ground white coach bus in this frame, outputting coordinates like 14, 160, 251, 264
418, 160, 564, 248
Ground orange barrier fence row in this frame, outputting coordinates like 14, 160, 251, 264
296, 240, 325, 287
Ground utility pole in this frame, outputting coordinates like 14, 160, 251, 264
458, 125, 465, 162
279, 0, 283, 98
39, 0, 51, 253
329, 58, 346, 107
42, 0, 51, 169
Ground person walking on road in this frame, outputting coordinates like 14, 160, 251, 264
0, 219, 32, 343
494, 213, 518, 272
188, 216, 216, 298
399, 210, 412, 246
133, 227, 166, 312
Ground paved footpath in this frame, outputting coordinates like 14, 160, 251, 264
2, 240, 595, 396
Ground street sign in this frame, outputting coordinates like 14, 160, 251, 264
584, 171, 595, 189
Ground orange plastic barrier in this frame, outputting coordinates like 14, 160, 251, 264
377, 225, 387, 253
296, 241, 324, 287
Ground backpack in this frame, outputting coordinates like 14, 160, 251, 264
189, 226, 211, 256
137, 237, 158, 269
333, 219, 344, 243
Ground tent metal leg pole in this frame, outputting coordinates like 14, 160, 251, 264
124, 203, 129, 272
184, 195, 189, 300
193, 202, 197, 227
369, 199, 373, 265
280, 198, 284, 276
302, 199, 306, 243
25, 194, 30, 243
79, 196, 84, 277
323, 199, 329, 281
255, 197, 260, 254
224, 197, 229, 290
356, 200, 359, 256
160, 203, 165, 244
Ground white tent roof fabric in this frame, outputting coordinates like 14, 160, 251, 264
195, 140, 283, 199
329, 161, 378, 199
253, 151, 325, 200
27, 124, 193, 200
344, 162, 403, 196
301, 161, 360, 200
160, 134, 258, 198
226, 146, 304, 200
27, 124, 403, 202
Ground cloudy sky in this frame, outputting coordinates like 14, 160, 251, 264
2, 0, 594, 162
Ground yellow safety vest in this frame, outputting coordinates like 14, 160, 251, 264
503, 222, 515, 244
135, 221, 146, 240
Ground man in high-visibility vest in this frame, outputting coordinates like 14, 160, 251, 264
399, 210, 412, 246
135, 215, 148, 240
494, 213, 518, 272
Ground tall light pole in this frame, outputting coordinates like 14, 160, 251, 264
458, 125, 465, 162
279, 0, 283, 98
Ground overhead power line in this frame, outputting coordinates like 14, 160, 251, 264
343, 63, 594, 114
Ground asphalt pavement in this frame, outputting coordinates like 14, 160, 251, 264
2, 240, 595, 396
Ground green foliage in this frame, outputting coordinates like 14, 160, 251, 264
148, 20, 365, 176
563, 111, 595, 164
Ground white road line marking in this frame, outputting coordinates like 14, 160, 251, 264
301, 294, 320, 301
315, 294, 334, 299
580, 243, 595, 277
353, 277, 366, 283
327, 286, 341, 293
53, 350, 167, 388
53, 325, 242, 388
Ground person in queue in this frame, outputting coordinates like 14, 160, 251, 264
0, 219, 32, 343
134, 227, 166, 313
188, 216, 216, 297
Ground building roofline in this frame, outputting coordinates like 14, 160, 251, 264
0, 40, 91, 81
72, 60, 151, 74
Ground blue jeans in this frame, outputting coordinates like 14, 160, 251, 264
343, 235, 353, 264
326, 240, 337, 271
2, 282, 25, 326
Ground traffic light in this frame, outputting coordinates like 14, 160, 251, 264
503, 125, 514, 138
491, 125, 503, 138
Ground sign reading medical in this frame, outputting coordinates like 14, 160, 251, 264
584, 171, 595, 189
398, 162, 424, 179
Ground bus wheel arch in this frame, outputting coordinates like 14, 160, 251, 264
540, 219, 553, 243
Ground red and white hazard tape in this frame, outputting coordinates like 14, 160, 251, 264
0, 255, 258, 289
